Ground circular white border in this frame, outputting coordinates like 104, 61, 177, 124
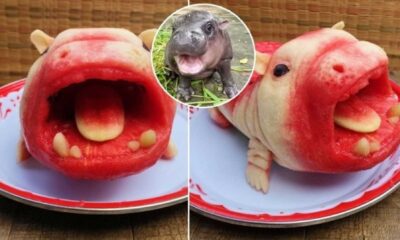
150, 3, 257, 109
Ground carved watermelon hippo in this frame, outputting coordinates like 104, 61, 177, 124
210, 23, 400, 193
19, 28, 177, 179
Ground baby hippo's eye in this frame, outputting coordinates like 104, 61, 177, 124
273, 64, 290, 77
204, 22, 214, 34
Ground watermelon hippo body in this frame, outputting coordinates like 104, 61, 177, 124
211, 25, 400, 193
19, 28, 177, 179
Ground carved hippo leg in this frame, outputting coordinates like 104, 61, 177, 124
177, 76, 194, 101
218, 59, 238, 98
246, 138, 273, 193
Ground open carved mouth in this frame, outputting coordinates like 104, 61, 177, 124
333, 66, 400, 158
175, 54, 205, 75
20, 28, 177, 180
30, 65, 176, 179
46, 80, 161, 154
45, 76, 169, 160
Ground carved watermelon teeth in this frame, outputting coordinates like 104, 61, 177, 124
139, 129, 157, 148
46, 79, 164, 160
387, 103, 400, 118
162, 140, 178, 160
52, 132, 69, 157
332, 66, 399, 158
353, 137, 381, 156
127, 140, 140, 152
69, 145, 82, 158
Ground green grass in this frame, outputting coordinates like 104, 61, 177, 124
152, 27, 228, 107
152, 28, 176, 95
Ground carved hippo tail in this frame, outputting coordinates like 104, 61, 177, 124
211, 26, 400, 193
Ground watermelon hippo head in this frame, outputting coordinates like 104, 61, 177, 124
19, 28, 177, 179
212, 23, 400, 192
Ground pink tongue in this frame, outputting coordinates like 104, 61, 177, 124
176, 55, 203, 74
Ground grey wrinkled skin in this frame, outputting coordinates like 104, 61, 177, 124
165, 10, 237, 101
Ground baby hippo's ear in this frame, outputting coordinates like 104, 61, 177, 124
254, 51, 271, 75
30, 30, 54, 54
139, 28, 157, 51
218, 20, 229, 30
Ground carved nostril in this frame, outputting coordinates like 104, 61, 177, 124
60, 50, 69, 59
333, 64, 344, 73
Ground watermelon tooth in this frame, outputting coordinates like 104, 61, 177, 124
53, 132, 70, 157
69, 145, 82, 158
353, 137, 381, 156
139, 129, 157, 148
353, 137, 370, 156
162, 140, 178, 159
388, 116, 399, 124
127, 140, 140, 152
369, 139, 381, 153
388, 103, 400, 117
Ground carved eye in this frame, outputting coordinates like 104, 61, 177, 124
273, 64, 290, 77
204, 22, 213, 34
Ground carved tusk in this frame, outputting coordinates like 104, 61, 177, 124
331, 21, 345, 30
30, 29, 54, 54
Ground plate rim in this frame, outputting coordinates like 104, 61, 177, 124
189, 109, 400, 227
0, 181, 187, 214
0, 79, 188, 214
190, 181, 399, 228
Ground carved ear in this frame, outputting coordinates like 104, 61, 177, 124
254, 51, 271, 75
331, 21, 345, 30
138, 28, 157, 50
30, 30, 54, 54
218, 20, 229, 30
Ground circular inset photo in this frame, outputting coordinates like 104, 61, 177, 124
151, 4, 255, 107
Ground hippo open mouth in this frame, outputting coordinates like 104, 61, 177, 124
332, 65, 399, 158
41, 68, 173, 178
47, 78, 163, 152
175, 54, 205, 75
20, 28, 176, 179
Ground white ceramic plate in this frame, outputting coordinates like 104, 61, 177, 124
190, 109, 400, 227
0, 80, 188, 214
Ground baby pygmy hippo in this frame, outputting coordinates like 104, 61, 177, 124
165, 10, 237, 101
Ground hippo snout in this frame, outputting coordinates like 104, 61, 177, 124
308, 40, 388, 105
171, 30, 207, 56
